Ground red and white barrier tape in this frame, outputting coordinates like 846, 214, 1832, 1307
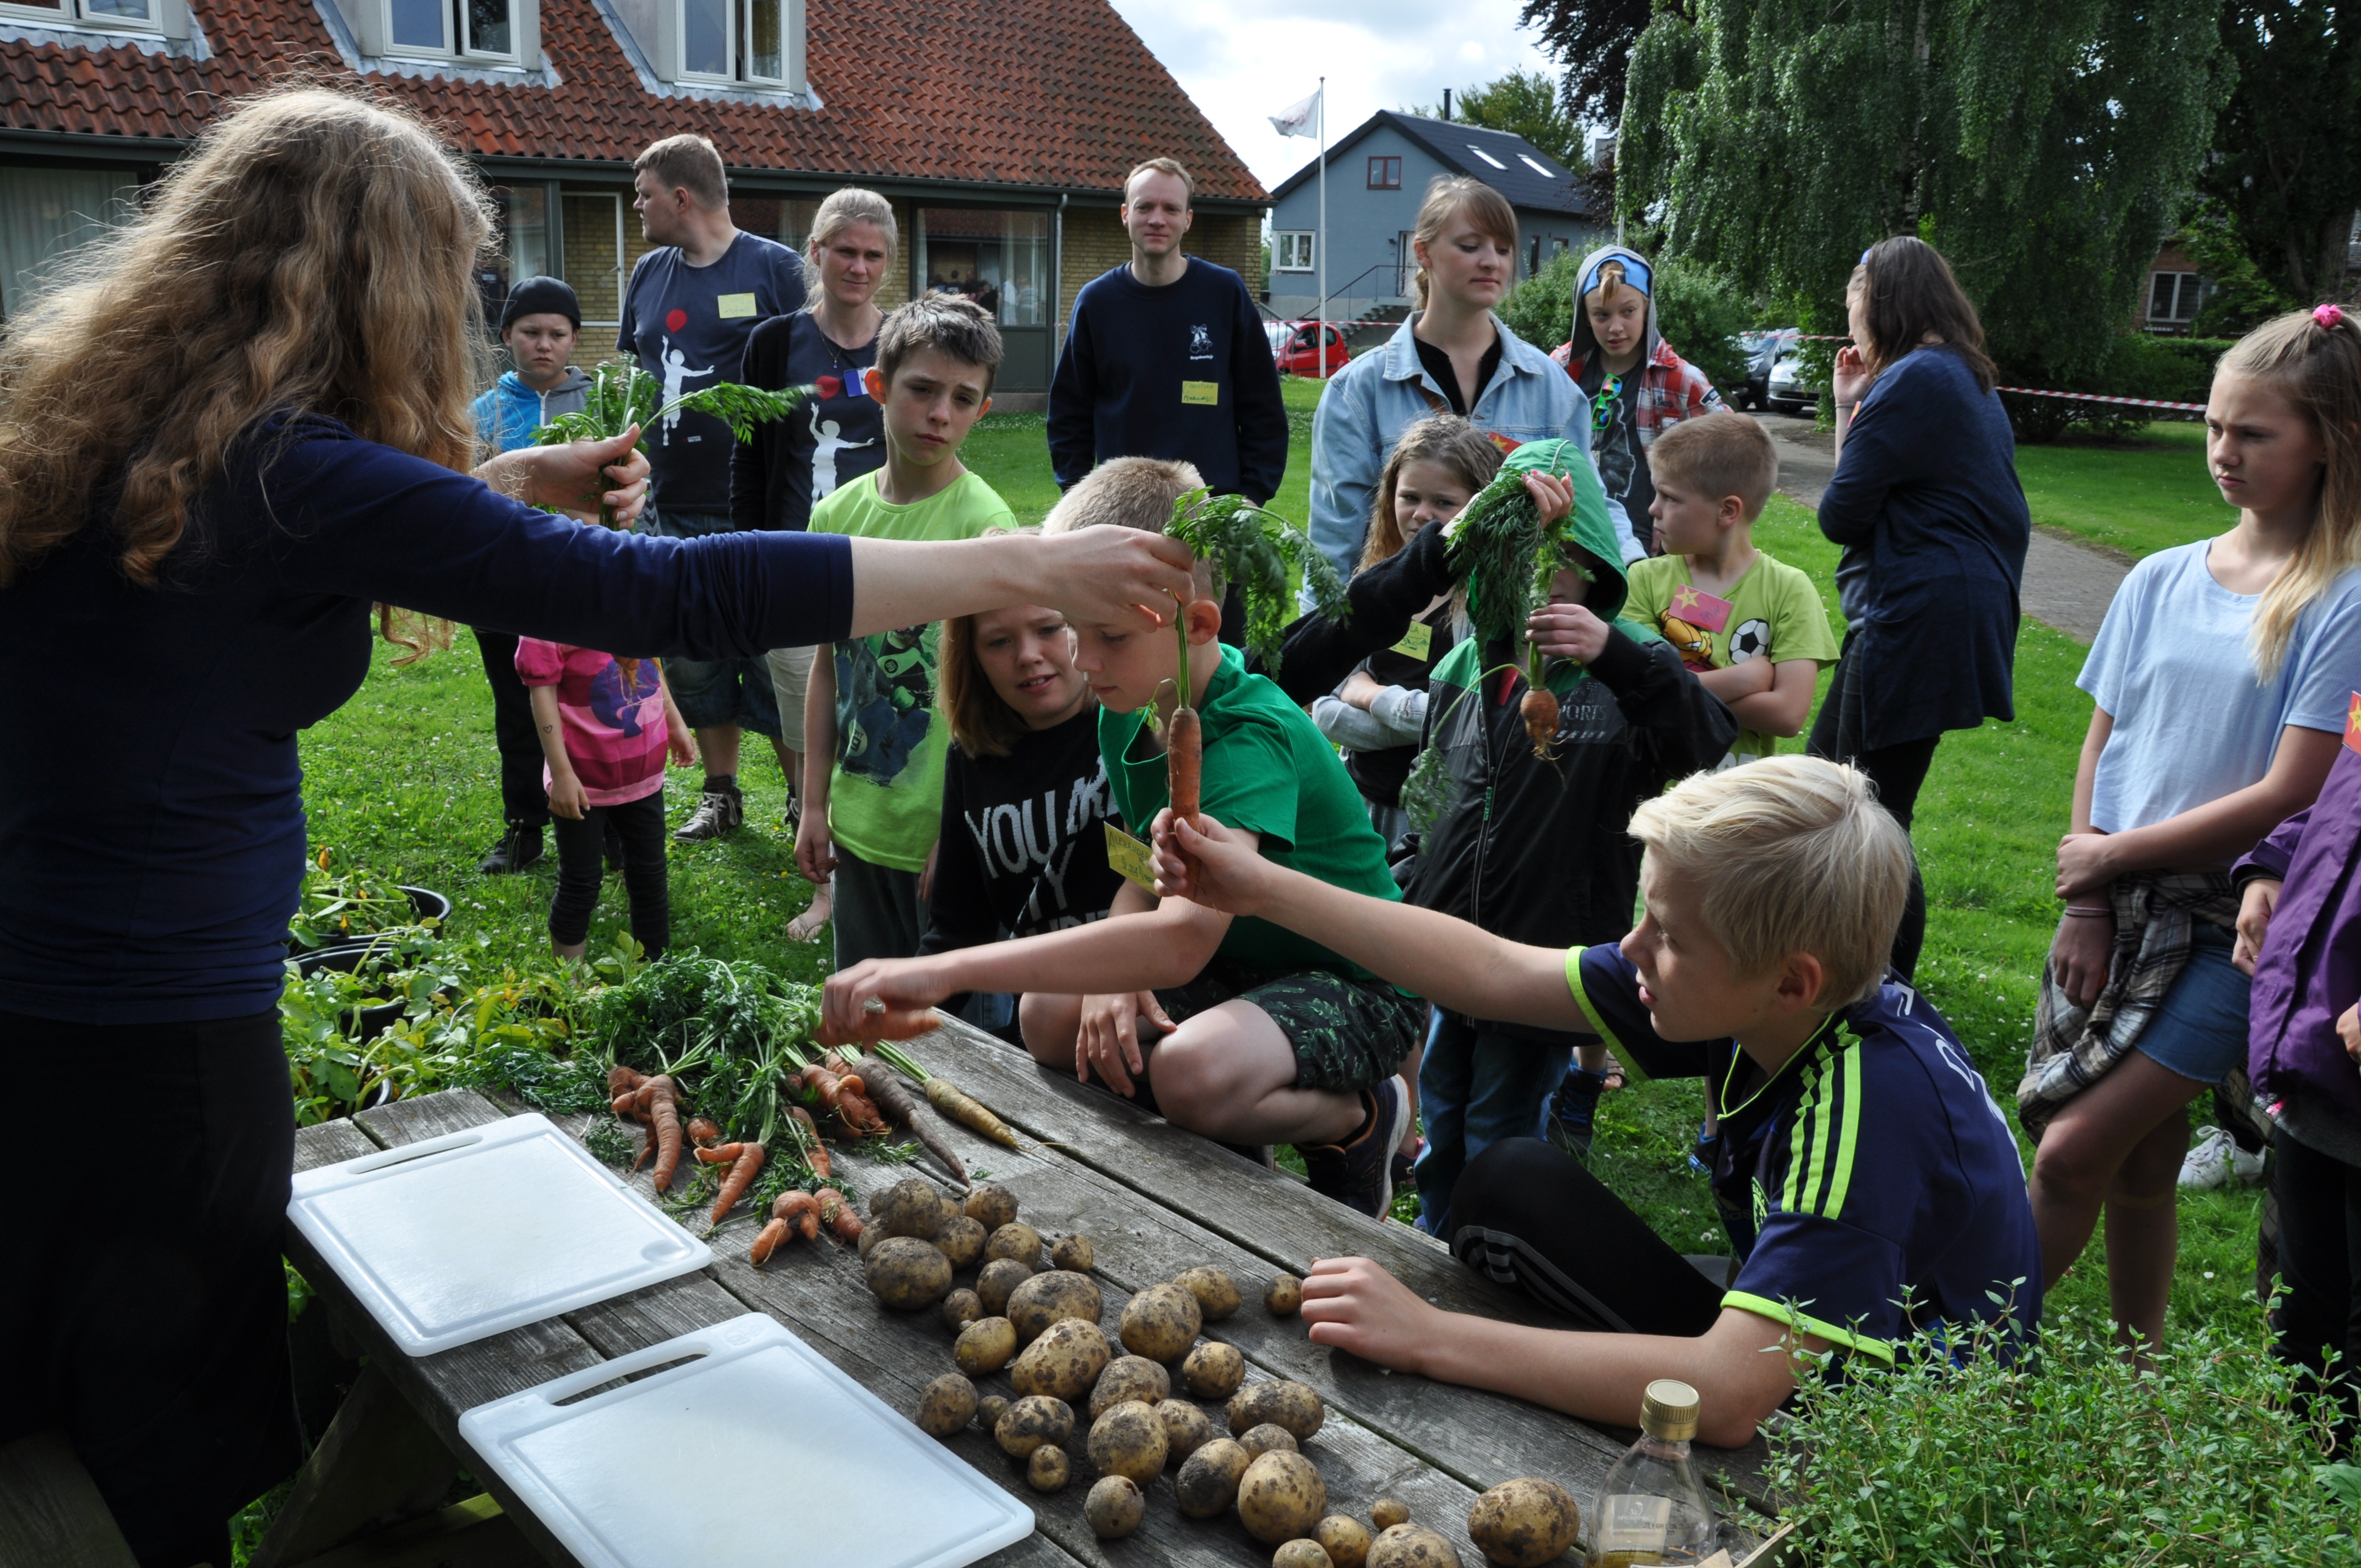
1994, 385, 2208, 413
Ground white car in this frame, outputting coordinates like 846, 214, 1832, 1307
1766, 347, 1825, 413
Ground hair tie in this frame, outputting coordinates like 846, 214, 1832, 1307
2315, 303, 2346, 330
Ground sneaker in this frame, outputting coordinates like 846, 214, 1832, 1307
2178, 1126, 2234, 1190
782, 793, 802, 835
1388, 1150, 1418, 1209
1301, 1076, 1411, 1218
477, 822, 543, 875
1547, 1066, 1607, 1159
673, 785, 744, 842
2231, 1142, 2266, 1186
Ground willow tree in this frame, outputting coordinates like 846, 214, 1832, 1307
1619, 0, 2231, 385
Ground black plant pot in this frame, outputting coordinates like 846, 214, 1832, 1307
293, 942, 406, 1041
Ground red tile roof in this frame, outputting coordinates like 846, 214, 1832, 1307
0, 0, 1267, 202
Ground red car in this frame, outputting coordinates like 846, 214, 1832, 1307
1267, 319, 1351, 377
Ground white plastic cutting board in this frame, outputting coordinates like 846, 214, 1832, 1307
287, 1112, 711, 1356
460, 1313, 1035, 1568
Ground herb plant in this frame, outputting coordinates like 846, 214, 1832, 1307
533, 356, 813, 526
286, 848, 433, 951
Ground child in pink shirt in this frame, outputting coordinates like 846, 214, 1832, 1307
514, 639, 696, 960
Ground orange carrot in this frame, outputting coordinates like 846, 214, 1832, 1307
785, 1105, 831, 1180
630, 1074, 685, 1192
836, 1090, 889, 1139
750, 1189, 819, 1264
1167, 705, 1203, 830
686, 1116, 722, 1148
814, 1186, 863, 1242
1520, 687, 1558, 758
695, 1140, 767, 1225
803, 1063, 851, 1114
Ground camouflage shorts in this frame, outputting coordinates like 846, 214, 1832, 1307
1149, 962, 1425, 1094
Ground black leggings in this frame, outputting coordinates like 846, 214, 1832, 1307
1450, 1137, 1726, 1336
2271, 1128, 2361, 1449
549, 790, 670, 956
474, 628, 551, 829
1806, 644, 1939, 981
0, 1009, 300, 1567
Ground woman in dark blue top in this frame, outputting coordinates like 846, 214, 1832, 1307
0, 90, 1190, 1567
1810, 237, 2031, 978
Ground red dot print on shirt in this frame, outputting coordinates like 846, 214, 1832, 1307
816, 374, 843, 399
665, 308, 688, 333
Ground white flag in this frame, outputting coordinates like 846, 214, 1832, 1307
1269, 90, 1320, 139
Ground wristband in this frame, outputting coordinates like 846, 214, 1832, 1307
2063, 906, 2111, 918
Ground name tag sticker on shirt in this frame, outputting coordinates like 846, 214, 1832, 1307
1180, 380, 1221, 406
2346, 692, 2361, 754
1669, 584, 1734, 633
1390, 622, 1434, 660
716, 292, 758, 319
1104, 824, 1158, 892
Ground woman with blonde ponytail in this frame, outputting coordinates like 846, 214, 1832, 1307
0, 88, 1193, 1566
2025, 304, 2361, 1362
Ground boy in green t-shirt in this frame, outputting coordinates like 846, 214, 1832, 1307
821, 458, 1426, 1217
798, 296, 1018, 970
1624, 413, 1837, 767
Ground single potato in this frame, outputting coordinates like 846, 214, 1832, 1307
875, 1177, 954, 1240
1275, 1542, 1334, 1568
1086, 1400, 1169, 1485
1009, 1317, 1112, 1402
1085, 1475, 1146, 1539
1370, 1500, 1410, 1531
977, 1257, 1035, 1317
1182, 1340, 1245, 1400
986, 1221, 1045, 1268
933, 1214, 988, 1270
912, 1373, 977, 1438
1007, 1270, 1104, 1346
1366, 1524, 1462, 1568
1236, 1450, 1328, 1545
976, 1393, 1010, 1432
1158, 1398, 1213, 1464
964, 1182, 1020, 1231
1316, 1516, 1375, 1568
1027, 1444, 1071, 1493
1175, 1437, 1253, 1518
940, 1288, 983, 1335
1266, 1273, 1304, 1315
864, 1236, 954, 1310
1089, 1355, 1171, 1419
856, 1225, 884, 1260
954, 1316, 1019, 1377
1174, 1265, 1243, 1320
1050, 1233, 1095, 1272
1228, 1380, 1326, 1442
1240, 1423, 1298, 1457
1465, 1478, 1579, 1568
1119, 1281, 1204, 1363
993, 1395, 1074, 1460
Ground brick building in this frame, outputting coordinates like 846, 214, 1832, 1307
0, 0, 1268, 403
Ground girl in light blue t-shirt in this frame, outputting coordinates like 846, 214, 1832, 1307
2026, 306, 2361, 1357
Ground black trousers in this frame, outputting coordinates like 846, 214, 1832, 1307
474, 628, 551, 830
1449, 1136, 1726, 1336
548, 790, 669, 956
0, 1009, 300, 1567
1806, 641, 1938, 981
2271, 1128, 2361, 1449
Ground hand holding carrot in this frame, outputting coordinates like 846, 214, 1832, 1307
1525, 602, 1611, 665
822, 956, 954, 1043
1522, 470, 1574, 527
1149, 809, 1273, 917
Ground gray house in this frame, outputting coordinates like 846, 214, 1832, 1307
1265, 111, 1609, 325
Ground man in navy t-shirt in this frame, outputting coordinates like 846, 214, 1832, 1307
619, 133, 806, 842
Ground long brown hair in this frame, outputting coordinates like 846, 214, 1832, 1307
939, 602, 1085, 759
0, 85, 490, 596
1849, 236, 1998, 391
1408, 176, 1517, 311
2219, 307, 2361, 679
1360, 416, 1503, 570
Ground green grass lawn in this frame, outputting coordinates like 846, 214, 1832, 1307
2015, 421, 2229, 559
296, 400, 2266, 1342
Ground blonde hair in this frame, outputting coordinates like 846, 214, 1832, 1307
804, 187, 898, 281
1362, 416, 1502, 570
1628, 756, 1911, 1009
1043, 456, 1218, 596
1646, 412, 1779, 521
0, 86, 486, 636
1124, 158, 1195, 204
2218, 307, 2361, 680
634, 134, 727, 208
1584, 257, 1638, 309
1408, 176, 1517, 311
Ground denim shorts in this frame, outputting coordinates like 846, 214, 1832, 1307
2132, 923, 2253, 1087
639, 508, 784, 737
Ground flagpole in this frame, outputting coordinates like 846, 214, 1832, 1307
1316, 77, 1327, 380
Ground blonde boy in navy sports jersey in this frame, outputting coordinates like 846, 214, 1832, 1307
1146, 755, 2039, 1445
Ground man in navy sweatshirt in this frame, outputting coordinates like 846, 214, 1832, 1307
1048, 159, 1287, 513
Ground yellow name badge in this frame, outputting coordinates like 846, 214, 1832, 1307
1389, 622, 1434, 660
1180, 380, 1221, 406
1104, 823, 1158, 892
716, 292, 758, 319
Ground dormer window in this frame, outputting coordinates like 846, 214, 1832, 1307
677, 0, 791, 85
350, 0, 535, 64
0, 0, 179, 34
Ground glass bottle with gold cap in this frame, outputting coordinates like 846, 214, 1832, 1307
1586, 1379, 1719, 1565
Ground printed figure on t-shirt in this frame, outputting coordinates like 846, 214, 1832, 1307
810, 402, 877, 507
659, 341, 714, 444
837, 623, 935, 787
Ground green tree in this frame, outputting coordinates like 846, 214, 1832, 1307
1516, 0, 1666, 126
2199, 0, 2361, 306
1620, 0, 2232, 391
1410, 70, 1586, 171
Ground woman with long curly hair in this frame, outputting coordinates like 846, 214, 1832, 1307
0, 87, 1186, 1564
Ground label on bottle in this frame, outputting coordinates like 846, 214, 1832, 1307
1593, 1493, 1673, 1560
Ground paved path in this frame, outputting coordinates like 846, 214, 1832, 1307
1748, 410, 2128, 644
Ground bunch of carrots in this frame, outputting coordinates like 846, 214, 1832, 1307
1440, 444, 1579, 758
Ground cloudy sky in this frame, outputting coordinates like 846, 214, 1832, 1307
1108, 0, 1562, 191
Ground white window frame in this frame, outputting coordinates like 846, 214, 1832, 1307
1466, 144, 1508, 170
1519, 154, 1557, 178
356, 0, 531, 64
2147, 270, 2205, 324
1274, 231, 1315, 273
0, 0, 183, 37
671, 0, 792, 86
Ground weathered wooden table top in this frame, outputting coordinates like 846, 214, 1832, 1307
285, 1014, 1774, 1568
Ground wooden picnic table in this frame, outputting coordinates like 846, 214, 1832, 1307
272, 1014, 1778, 1568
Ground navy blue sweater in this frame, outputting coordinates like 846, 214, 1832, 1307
0, 417, 853, 1025
1047, 259, 1287, 502
1817, 345, 2030, 750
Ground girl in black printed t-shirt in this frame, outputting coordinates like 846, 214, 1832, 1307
921, 601, 1125, 1034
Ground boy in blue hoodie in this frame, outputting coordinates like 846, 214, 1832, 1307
469, 276, 594, 873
